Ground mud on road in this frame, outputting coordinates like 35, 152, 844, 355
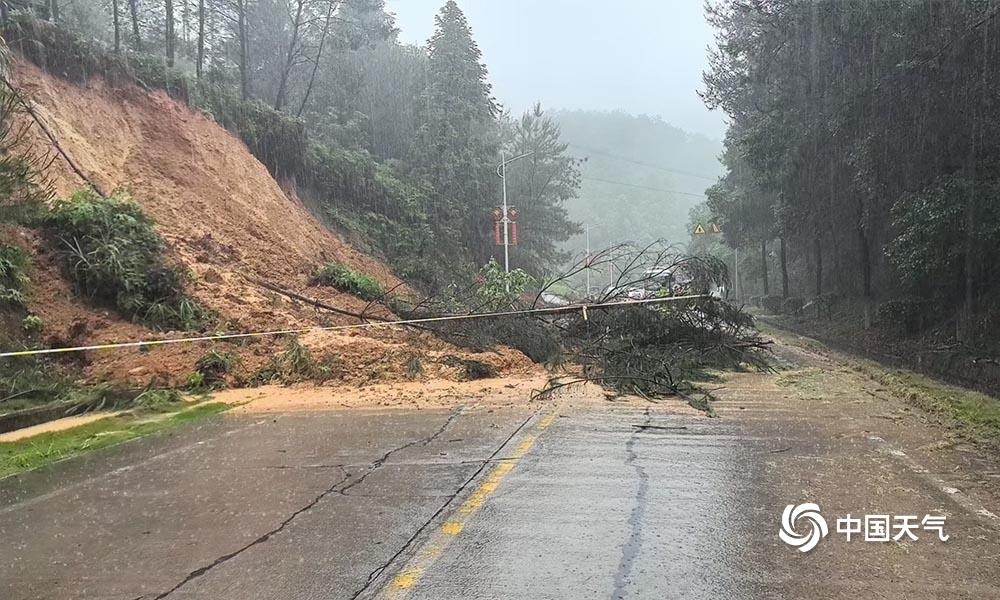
2, 335, 1000, 599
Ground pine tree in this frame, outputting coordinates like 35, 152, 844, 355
418, 0, 499, 266
334, 0, 398, 51
502, 104, 582, 275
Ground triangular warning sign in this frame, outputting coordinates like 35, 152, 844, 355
710, 223, 722, 233
693, 223, 706, 235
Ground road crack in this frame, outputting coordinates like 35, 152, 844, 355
151, 406, 465, 599
337, 406, 465, 496
348, 406, 542, 600
612, 407, 651, 600
150, 465, 349, 599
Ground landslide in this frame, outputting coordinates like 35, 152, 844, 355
6, 59, 532, 387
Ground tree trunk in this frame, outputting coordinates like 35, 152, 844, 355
858, 200, 872, 330
128, 0, 141, 51
813, 235, 823, 296
275, 0, 305, 110
760, 238, 769, 296
196, 0, 205, 78
237, 0, 250, 100
165, 0, 175, 67
779, 236, 789, 298
49, 0, 59, 22
298, 0, 339, 117
960, 107, 979, 341
112, 0, 121, 52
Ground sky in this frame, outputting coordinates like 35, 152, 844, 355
385, 0, 727, 141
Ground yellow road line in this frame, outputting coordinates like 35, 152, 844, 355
379, 408, 559, 599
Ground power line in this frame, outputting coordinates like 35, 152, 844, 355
569, 143, 720, 181
579, 176, 708, 199
0, 295, 711, 358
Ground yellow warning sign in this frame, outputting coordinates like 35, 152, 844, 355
693, 223, 706, 235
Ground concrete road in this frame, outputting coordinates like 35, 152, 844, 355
3, 338, 1000, 599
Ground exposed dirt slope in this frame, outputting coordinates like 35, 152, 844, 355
6, 60, 532, 387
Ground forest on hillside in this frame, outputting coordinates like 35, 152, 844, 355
700, 0, 1000, 348
7, 0, 585, 289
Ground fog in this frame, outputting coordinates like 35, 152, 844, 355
387, 0, 727, 141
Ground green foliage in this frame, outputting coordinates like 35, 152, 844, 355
499, 105, 583, 273
3, 14, 103, 85
567, 298, 770, 400
313, 261, 384, 301
251, 338, 339, 384
0, 358, 63, 413
414, 1, 500, 269
185, 371, 206, 391
127, 53, 192, 102
760, 295, 784, 314
192, 350, 241, 389
884, 176, 1000, 295
876, 298, 939, 335
0, 27, 52, 223
304, 145, 455, 289
0, 353, 185, 417
782, 297, 804, 316
703, 0, 1000, 319
47, 188, 208, 330
130, 388, 186, 412
196, 87, 306, 179
20, 313, 42, 333
0, 244, 28, 308
0, 97, 52, 219
0, 402, 228, 480
476, 258, 533, 310
2, 14, 189, 100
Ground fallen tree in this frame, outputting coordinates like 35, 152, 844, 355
385, 243, 772, 414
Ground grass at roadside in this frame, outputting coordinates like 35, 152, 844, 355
0, 402, 229, 480
762, 322, 1000, 446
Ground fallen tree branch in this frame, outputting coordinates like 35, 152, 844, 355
0, 73, 107, 197
241, 274, 437, 335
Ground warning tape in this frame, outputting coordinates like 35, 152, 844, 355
0, 294, 710, 359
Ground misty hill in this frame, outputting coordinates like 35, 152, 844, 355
551, 110, 723, 257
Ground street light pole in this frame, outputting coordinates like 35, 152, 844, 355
496, 151, 535, 280
500, 151, 510, 276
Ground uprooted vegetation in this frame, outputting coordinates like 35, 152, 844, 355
47, 188, 208, 331
0, 353, 192, 424
0, 13, 767, 429
386, 244, 772, 413
249, 338, 342, 386
0, 244, 28, 308
313, 261, 385, 301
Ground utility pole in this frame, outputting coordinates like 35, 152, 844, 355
585, 224, 591, 298
495, 151, 535, 290
501, 151, 510, 276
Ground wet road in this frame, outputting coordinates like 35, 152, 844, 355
4, 339, 1000, 599
367, 407, 762, 600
